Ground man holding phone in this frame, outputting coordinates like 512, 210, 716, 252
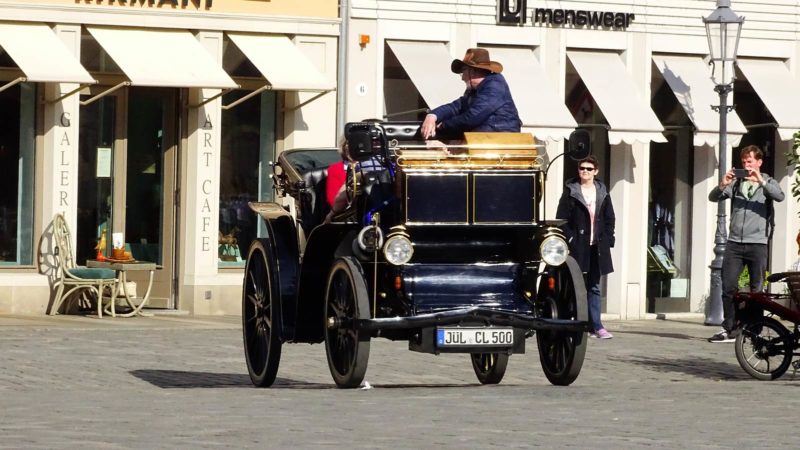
707, 145, 785, 342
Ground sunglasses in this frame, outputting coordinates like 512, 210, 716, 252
578, 166, 596, 171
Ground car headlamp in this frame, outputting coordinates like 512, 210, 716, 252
383, 235, 414, 265
540, 235, 568, 266
357, 225, 384, 252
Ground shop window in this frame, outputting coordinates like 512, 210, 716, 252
218, 90, 277, 267
77, 96, 116, 265
648, 134, 693, 313
383, 43, 426, 121
0, 83, 35, 266
647, 67, 694, 313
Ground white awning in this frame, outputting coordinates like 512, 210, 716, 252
653, 55, 746, 147
484, 47, 577, 141
386, 40, 465, 109
226, 34, 334, 91
737, 59, 800, 141
0, 22, 94, 84
567, 51, 666, 145
86, 26, 236, 89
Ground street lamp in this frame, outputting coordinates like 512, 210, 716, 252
704, 0, 744, 325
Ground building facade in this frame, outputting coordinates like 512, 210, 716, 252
0, 0, 340, 314
340, 0, 800, 319
3, 0, 799, 320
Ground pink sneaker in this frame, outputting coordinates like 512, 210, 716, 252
595, 328, 613, 339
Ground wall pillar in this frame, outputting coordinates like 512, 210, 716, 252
41, 24, 83, 236
180, 30, 225, 314
606, 143, 650, 319
772, 138, 799, 277
690, 144, 721, 313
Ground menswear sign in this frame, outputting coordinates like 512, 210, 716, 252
497, 0, 635, 30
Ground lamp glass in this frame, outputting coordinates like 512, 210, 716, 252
703, 3, 744, 86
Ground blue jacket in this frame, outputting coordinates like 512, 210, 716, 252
430, 73, 521, 133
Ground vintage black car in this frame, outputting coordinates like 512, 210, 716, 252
242, 121, 592, 388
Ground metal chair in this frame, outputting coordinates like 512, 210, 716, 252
49, 213, 117, 316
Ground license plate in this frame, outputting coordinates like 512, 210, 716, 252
436, 327, 514, 347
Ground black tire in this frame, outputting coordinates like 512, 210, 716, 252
735, 317, 792, 381
536, 257, 588, 386
470, 353, 509, 384
324, 257, 371, 388
242, 240, 282, 387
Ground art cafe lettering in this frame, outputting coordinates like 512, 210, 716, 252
498, 0, 634, 30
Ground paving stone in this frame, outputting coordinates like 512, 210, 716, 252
0, 315, 797, 448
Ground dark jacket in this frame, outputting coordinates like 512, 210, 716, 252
556, 178, 616, 275
430, 73, 521, 133
708, 175, 784, 244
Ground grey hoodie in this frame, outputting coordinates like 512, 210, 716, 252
708, 174, 784, 244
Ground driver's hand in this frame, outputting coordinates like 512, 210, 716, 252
425, 139, 449, 154
421, 114, 438, 139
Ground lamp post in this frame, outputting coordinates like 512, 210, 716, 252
704, 0, 744, 325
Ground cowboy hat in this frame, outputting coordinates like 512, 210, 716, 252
450, 48, 503, 74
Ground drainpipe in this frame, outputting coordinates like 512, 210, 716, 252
336, 0, 350, 143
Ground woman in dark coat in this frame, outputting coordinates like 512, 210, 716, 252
555, 156, 616, 339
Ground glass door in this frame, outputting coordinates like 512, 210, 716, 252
78, 86, 178, 309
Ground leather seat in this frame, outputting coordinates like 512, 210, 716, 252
299, 167, 331, 236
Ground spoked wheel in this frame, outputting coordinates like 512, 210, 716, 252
536, 257, 588, 386
325, 257, 371, 388
242, 240, 282, 387
735, 317, 792, 380
470, 353, 509, 384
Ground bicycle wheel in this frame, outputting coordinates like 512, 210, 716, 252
735, 317, 792, 381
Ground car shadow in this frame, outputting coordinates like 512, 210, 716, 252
129, 369, 334, 389
130, 369, 502, 389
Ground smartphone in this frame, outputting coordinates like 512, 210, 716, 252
734, 168, 749, 179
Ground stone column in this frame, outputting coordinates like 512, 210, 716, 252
180, 30, 225, 314
606, 142, 650, 319
41, 24, 83, 237
690, 144, 722, 313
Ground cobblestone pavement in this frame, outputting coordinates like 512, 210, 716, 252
1, 314, 798, 449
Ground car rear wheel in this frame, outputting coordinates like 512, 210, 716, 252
536, 257, 588, 386
470, 353, 509, 384
242, 239, 282, 387
325, 257, 371, 388
735, 317, 792, 380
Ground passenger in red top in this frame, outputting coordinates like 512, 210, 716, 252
326, 160, 346, 208
324, 138, 350, 223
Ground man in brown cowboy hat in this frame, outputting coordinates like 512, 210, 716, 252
421, 48, 521, 139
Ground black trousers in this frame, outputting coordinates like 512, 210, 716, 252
721, 241, 768, 332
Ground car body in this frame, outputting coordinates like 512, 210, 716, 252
242, 121, 591, 388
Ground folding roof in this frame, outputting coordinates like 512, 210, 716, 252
568, 51, 666, 144
226, 34, 334, 91
487, 47, 577, 140
86, 26, 237, 89
0, 22, 94, 84
653, 55, 747, 147
386, 40, 465, 109
737, 58, 800, 141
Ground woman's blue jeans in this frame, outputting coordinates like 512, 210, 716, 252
586, 245, 604, 332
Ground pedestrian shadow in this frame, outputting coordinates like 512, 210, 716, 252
130, 369, 333, 389
613, 355, 754, 381
615, 330, 697, 340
